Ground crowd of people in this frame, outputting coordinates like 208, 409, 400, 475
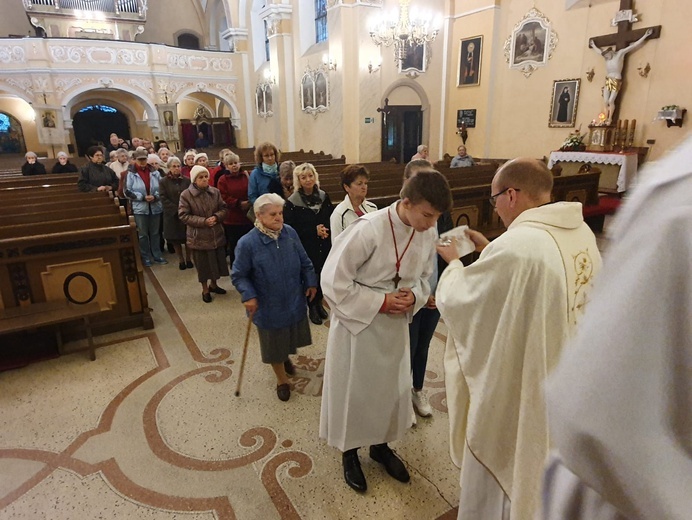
18, 133, 682, 519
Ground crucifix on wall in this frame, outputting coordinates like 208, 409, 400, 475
589, 0, 661, 125
377, 98, 392, 126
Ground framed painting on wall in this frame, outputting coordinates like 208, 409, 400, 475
458, 36, 482, 87
301, 73, 315, 111
549, 79, 580, 128
399, 43, 426, 74
504, 7, 558, 78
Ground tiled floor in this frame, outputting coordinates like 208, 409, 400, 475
0, 260, 460, 519
0, 214, 614, 519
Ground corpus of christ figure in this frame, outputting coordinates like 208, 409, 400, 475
589, 28, 652, 125
587, 0, 661, 126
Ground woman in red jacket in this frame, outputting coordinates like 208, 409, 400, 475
216, 151, 253, 266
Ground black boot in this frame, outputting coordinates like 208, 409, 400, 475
343, 449, 367, 492
369, 443, 410, 483
308, 302, 323, 325
316, 300, 329, 320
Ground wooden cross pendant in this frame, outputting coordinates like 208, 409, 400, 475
392, 272, 401, 288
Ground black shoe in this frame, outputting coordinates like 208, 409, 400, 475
202, 292, 212, 303
276, 383, 290, 401
186, 260, 194, 269
308, 304, 323, 325
369, 444, 410, 483
316, 302, 329, 320
209, 285, 227, 295
284, 359, 295, 376
343, 449, 367, 492
179, 262, 187, 270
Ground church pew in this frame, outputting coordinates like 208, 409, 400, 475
0, 214, 130, 240
0, 188, 108, 204
0, 173, 79, 189
0, 221, 152, 339
0, 194, 117, 216
0, 184, 83, 199
3, 204, 124, 226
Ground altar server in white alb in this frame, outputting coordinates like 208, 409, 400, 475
542, 136, 692, 520
435, 158, 601, 520
320, 170, 452, 493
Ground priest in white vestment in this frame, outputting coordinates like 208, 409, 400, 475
320, 171, 452, 493
435, 158, 602, 520
542, 136, 692, 520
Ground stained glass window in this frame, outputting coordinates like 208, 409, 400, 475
315, 0, 328, 43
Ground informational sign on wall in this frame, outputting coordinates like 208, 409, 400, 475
457, 109, 477, 128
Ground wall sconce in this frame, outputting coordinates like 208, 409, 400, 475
637, 62, 651, 78
368, 59, 382, 74
322, 54, 337, 71
263, 68, 276, 85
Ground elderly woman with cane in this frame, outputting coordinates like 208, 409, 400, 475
231, 193, 318, 402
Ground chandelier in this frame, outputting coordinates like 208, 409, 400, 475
369, 0, 440, 61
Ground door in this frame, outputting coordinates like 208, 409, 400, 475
381, 105, 422, 164
72, 105, 130, 156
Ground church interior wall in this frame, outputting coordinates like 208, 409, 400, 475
135, 0, 206, 47
0, 8, 35, 38
0, 96, 40, 154
444, 4, 497, 160
481, 0, 691, 162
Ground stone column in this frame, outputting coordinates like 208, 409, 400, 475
326, 0, 383, 162
222, 27, 250, 148
260, 3, 296, 151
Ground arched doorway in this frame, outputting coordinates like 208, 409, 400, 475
72, 104, 130, 156
0, 111, 26, 155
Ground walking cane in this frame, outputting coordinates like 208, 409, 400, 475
234, 317, 253, 397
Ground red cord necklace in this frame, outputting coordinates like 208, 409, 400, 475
388, 207, 415, 288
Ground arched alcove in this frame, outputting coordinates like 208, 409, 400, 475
0, 111, 26, 154
72, 105, 130, 156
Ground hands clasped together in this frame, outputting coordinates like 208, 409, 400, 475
381, 287, 415, 315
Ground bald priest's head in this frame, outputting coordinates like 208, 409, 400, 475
491, 158, 553, 227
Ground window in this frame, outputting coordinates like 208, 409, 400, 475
0, 113, 10, 133
315, 0, 327, 43
78, 105, 117, 114
264, 20, 270, 61
177, 33, 201, 50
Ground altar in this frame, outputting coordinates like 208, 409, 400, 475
547, 150, 638, 193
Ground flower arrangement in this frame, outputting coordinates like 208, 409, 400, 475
661, 105, 679, 111
559, 130, 586, 151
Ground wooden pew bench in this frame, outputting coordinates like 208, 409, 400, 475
0, 300, 103, 361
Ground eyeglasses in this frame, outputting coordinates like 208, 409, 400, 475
489, 187, 520, 207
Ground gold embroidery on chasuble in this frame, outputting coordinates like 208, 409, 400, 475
572, 249, 596, 324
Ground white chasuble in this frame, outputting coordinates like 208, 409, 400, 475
437, 202, 601, 520
319, 202, 436, 452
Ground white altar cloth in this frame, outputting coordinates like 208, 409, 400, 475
547, 151, 638, 192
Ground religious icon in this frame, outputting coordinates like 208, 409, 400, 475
549, 79, 580, 128
458, 36, 483, 87
512, 21, 547, 65
256, 85, 265, 115
301, 74, 315, 111
505, 7, 557, 78
399, 43, 426, 73
42, 110, 56, 128
163, 110, 174, 127
314, 71, 328, 108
